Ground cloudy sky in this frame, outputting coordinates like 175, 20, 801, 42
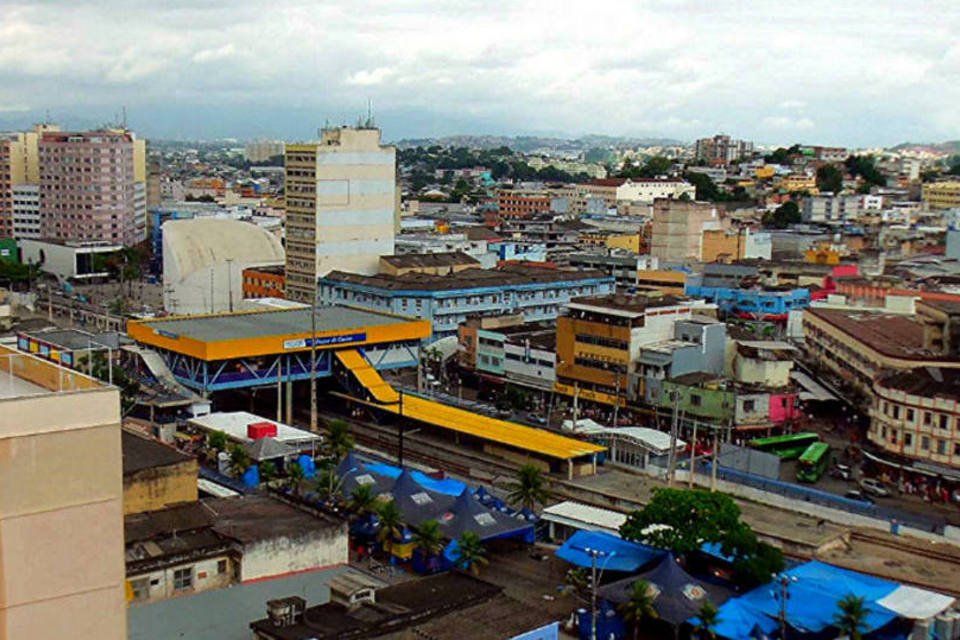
2, 0, 959, 146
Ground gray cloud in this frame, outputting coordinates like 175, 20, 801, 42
0, 0, 957, 145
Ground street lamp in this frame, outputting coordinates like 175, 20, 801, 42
579, 546, 616, 640
772, 572, 798, 640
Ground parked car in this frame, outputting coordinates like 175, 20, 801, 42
860, 478, 891, 497
830, 463, 852, 480
844, 489, 875, 505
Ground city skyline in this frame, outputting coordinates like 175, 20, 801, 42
2, 1, 959, 147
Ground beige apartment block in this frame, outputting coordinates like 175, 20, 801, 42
0, 346, 126, 640
285, 127, 397, 302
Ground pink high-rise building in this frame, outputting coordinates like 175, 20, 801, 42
39, 130, 146, 246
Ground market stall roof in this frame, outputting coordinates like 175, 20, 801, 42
556, 530, 662, 573
876, 585, 956, 621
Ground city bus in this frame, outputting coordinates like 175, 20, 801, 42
747, 432, 820, 460
796, 441, 831, 483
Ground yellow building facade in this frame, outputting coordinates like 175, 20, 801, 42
922, 181, 960, 210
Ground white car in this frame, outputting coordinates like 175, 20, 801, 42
860, 478, 891, 497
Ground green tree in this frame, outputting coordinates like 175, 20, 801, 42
453, 531, 489, 576
620, 488, 742, 554
324, 419, 355, 461
618, 580, 659, 640
816, 164, 844, 194
208, 430, 228, 454
259, 460, 277, 484
412, 519, 445, 565
313, 467, 343, 504
761, 200, 801, 229
285, 461, 305, 496
622, 155, 673, 179
764, 144, 801, 164
375, 499, 404, 553
506, 464, 549, 511
720, 523, 785, 588
686, 172, 720, 201
845, 155, 887, 189
348, 484, 378, 516
695, 601, 720, 640
834, 594, 869, 640
228, 444, 251, 477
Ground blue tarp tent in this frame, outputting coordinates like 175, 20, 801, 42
708, 560, 901, 638
556, 530, 663, 573
599, 554, 734, 626
388, 469, 456, 526
363, 462, 468, 496
440, 488, 536, 545
708, 599, 778, 640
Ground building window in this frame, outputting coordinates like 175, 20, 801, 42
904, 433, 912, 447
890, 430, 897, 445
892, 405, 900, 420
217, 559, 228, 575
922, 436, 930, 451
940, 415, 950, 430
743, 399, 756, 413
173, 568, 193, 592
937, 440, 947, 455
130, 578, 150, 602
924, 412, 932, 426
690, 394, 702, 407
906, 408, 914, 422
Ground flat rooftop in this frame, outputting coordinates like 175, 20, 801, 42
322, 264, 609, 292
0, 345, 104, 400
188, 411, 321, 447
568, 293, 690, 315
806, 308, 950, 361
137, 307, 409, 343
122, 430, 195, 475
127, 306, 431, 361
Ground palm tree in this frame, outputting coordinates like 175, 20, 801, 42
375, 499, 404, 554
695, 601, 720, 640
228, 444, 251, 477
506, 464, 549, 511
348, 484, 377, 516
259, 460, 277, 485
412, 519, 445, 571
618, 580, 659, 640
834, 594, 869, 640
313, 467, 342, 504
206, 430, 228, 463
286, 461, 306, 496
454, 531, 489, 576
324, 419, 355, 461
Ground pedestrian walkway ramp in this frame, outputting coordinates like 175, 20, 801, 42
333, 348, 400, 404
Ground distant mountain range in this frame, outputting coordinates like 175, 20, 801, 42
391, 134, 687, 151
889, 140, 960, 155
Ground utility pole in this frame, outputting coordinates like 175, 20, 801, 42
573, 382, 580, 427
310, 294, 318, 432
612, 375, 621, 426
667, 389, 680, 487
688, 418, 699, 488
226, 258, 234, 313
397, 390, 405, 466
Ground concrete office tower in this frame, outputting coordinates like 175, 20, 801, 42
0, 346, 126, 639
285, 127, 397, 302
0, 123, 59, 238
39, 129, 147, 246
649, 198, 721, 262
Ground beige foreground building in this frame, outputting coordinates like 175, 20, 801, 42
0, 346, 126, 639
285, 127, 397, 302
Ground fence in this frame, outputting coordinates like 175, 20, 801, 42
702, 462, 946, 534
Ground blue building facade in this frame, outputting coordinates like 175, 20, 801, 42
684, 285, 810, 320
319, 268, 615, 340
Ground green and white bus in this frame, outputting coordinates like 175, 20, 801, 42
796, 441, 831, 483
748, 432, 820, 460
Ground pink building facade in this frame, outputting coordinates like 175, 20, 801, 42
39, 131, 146, 246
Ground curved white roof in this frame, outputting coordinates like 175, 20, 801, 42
162, 218, 284, 281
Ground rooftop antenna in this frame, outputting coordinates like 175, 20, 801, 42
121, 105, 127, 129
366, 99, 374, 128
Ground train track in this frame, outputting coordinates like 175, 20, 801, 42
850, 529, 960, 565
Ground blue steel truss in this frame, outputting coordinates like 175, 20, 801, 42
154, 340, 420, 395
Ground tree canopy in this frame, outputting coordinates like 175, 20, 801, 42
764, 144, 801, 164
815, 164, 844, 194
620, 155, 673, 179
761, 200, 801, 229
620, 488, 742, 554
844, 155, 886, 190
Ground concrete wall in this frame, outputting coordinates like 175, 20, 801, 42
127, 555, 233, 603
123, 459, 199, 515
240, 524, 348, 582
0, 383, 126, 640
